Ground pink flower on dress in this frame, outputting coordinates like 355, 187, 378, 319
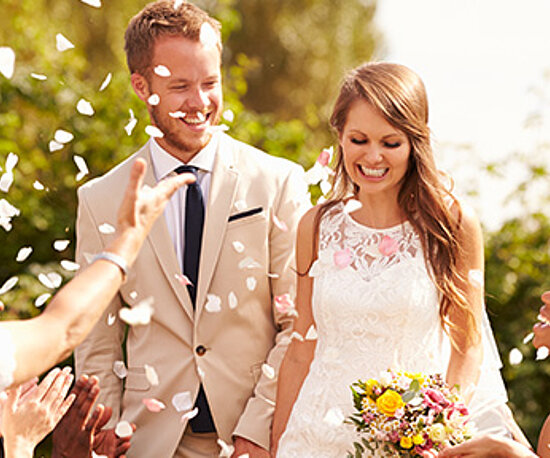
274, 293, 295, 315
378, 235, 399, 256
333, 248, 352, 269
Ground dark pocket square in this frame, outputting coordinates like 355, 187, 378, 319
228, 206, 263, 222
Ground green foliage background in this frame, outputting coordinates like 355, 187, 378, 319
0, 0, 548, 454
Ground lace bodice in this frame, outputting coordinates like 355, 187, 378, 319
277, 202, 508, 457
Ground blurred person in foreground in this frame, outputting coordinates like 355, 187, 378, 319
439, 291, 550, 457
70, 1, 309, 457
0, 159, 194, 457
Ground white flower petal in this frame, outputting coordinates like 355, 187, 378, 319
113, 360, 128, 379
107, 313, 116, 326
153, 65, 171, 77
80, 0, 101, 7
180, 407, 199, 422
222, 109, 234, 123
468, 269, 484, 289
0, 276, 18, 295
124, 109, 137, 136
129, 291, 138, 300
30, 73, 47, 81
228, 291, 238, 309
320, 179, 332, 195
143, 398, 166, 413
76, 98, 94, 116
38, 272, 62, 289
217, 439, 235, 458
290, 331, 304, 342
119, 297, 154, 326
74, 155, 89, 181
53, 239, 70, 251
114, 420, 133, 438
34, 293, 51, 308
199, 22, 218, 49
246, 276, 257, 291
60, 260, 80, 272
172, 391, 193, 412
238, 256, 261, 270
0, 47, 15, 79
267, 272, 280, 278
232, 241, 245, 253
0, 173, 13, 192
145, 125, 164, 138
16, 246, 33, 262
5, 153, 18, 172
49, 140, 64, 152
261, 363, 275, 379
56, 33, 75, 52
305, 325, 318, 340
536, 346, 549, 361
147, 94, 160, 106
144, 364, 159, 386
509, 347, 523, 366
522, 332, 534, 344
98, 223, 115, 234
54, 129, 74, 144
205, 294, 221, 312
234, 200, 246, 211
323, 407, 345, 426
33, 181, 45, 190
99, 72, 112, 91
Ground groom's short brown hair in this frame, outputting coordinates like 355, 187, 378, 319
124, 0, 222, 76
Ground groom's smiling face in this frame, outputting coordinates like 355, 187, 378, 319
132, 35, 223, 162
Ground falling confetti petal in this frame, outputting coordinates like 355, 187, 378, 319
246, 276, 257, 291
0, 199, 20, 231
378, 236, 399, 257
114, 421, 133, 438
180, 407, 199, 422
0, 276, 18, 295
343, 199, 362, 214
124, 109, 137, 136
60, 260, 80, 272
107, 313, 116, 325
80, 0, 101, 7
53, 240, 70, 251
119, 297, 154, 326
199, 22, 218, 49
509, 348, 523, 366
142, 398, 165, 413
333, 248, 352, 269
113, 361, 128, 379
30, 73, 47, 81
74, 155, 89, 181
290, 331, 304, 342
175, 273, 192, 286
0, 173, 13, 193
232, 241, 245, 253
99, 72, 111, 91
145, 125, 164, 138
522, 332, 534, 344
0, 47, 15, 79
228, 291, 238, 309
98, 223, 115, 234
238, 257, 261, 270
56, 33, 75, 52
16, 246, 33, 262
154, 65, 171, 77
205, 294, 222, 312
272, 214, 288, 232
172, 391, 193, 412
222, 109, 234, 122
274, 294, 295, 315
76, 98, 94, 116
320, 179, 332, 195
33, 181, 45, 190
536, 346, 549, 360
6, 153, 18, 172
316, 147, 333, 167
169, 111, 186, 118
305, 325, 318, 340
49, 140, 64, 152
129, 291, 138, 300
234, 200, 246, 212
147, 94, 160, 105
468, 269, 484, 289
144, 364, 159, 386
323, 407, 345, 426
217, 439, 235, 458
54, 129, 74, 144
261, 363, 275, 379
34, 293, 51, 308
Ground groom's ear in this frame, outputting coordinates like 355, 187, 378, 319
131, 73, 150, 103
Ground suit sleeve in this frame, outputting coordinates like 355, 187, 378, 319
232, 163, 311, 448
73, 186, 126, 427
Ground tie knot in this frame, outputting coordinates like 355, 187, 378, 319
175, 165, 198, 177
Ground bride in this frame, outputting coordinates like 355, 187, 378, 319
271, 62, 517, 457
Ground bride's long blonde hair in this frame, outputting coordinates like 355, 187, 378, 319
315, 62, 478, 348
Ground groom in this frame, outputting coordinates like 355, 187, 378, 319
70, 1, 308, 456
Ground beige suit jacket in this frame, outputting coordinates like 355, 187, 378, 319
74, 134, 309, 457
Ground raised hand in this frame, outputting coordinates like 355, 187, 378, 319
93, 417, 135, 458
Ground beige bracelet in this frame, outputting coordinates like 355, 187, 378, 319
91, 251, 129, 281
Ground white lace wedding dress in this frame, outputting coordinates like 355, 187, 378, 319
277, 202, 510, 457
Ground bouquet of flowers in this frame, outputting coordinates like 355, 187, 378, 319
347, 370, 474, 457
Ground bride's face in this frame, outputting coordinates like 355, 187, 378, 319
340, 99, 411, 200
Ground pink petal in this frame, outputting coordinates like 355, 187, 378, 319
333, 248, 352, 269
142, 398, 166, 413
274, 293, 295, 314
272, 214, 288, 232
316, 148, 332, 167
378, 235, 399, 256
175, 273, 192, 286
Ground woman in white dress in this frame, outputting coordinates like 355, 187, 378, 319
271, 62, 517, 457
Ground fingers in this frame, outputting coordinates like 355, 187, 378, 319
115, 423, 136, 457
96, 404, 112, 430
541, 291, 550, 305
158, 172, 196, 201
533, 322, 550, 349
128, 159, 147, 202
44, 368, 74, 414
85, 403, 104, 435
539, 305, 550, 322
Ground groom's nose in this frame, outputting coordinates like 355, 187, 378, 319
187, 87, 210, 110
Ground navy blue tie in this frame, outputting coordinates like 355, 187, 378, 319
175, 165, 216, 433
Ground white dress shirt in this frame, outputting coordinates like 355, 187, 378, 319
149, 134, 218, 271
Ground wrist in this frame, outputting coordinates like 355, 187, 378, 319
4, 436, 35, 458
105, 227, 143, 268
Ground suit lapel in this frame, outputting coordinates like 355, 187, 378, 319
196, 135, 239, 317
138, 144, 195, 321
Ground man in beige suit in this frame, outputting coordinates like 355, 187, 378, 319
71, 1, 309, 457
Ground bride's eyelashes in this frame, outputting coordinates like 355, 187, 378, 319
350, 137, 402, 148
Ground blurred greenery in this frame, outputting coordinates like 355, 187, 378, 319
0, 0, 548, 455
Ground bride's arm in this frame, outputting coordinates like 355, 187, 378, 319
270, 207, 319, 456
445, 203, 484, 399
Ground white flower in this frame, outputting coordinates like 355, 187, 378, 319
378, 370, 393, 387
429, 423, 447, 442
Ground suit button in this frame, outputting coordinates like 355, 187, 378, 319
196, 345, 207, 356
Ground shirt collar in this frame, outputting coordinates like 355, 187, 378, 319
149, 133, 219, 181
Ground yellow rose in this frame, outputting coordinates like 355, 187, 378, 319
412, 434, 424, 445
375, 389, 404, 417
400, 436, 413, 449
429, 423, 447, 442
365, 378, 378, 396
